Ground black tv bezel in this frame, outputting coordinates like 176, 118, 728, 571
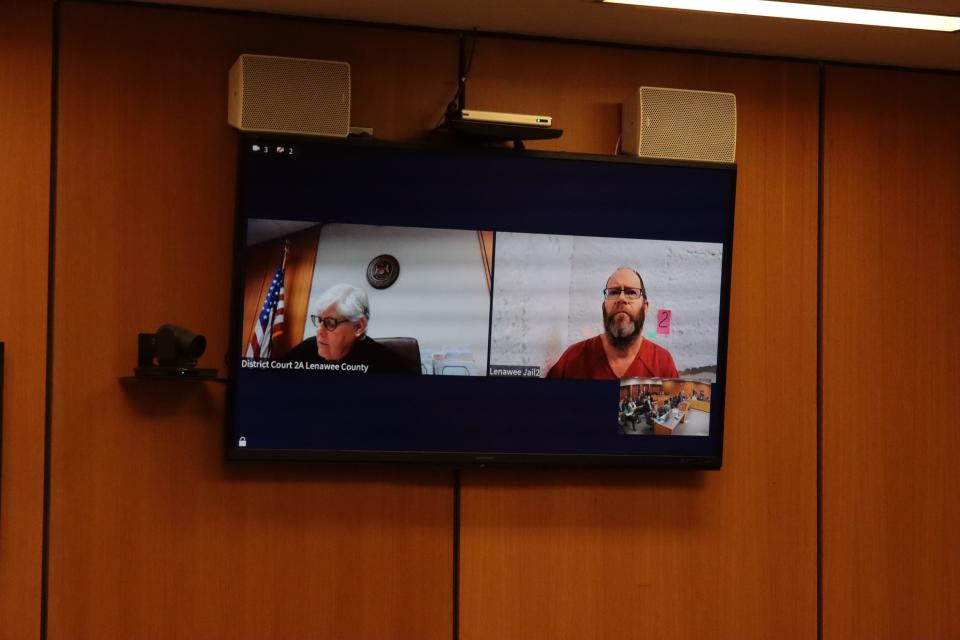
224, 135, 736, 469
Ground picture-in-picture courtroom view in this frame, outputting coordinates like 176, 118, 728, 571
227, 137, 735, 466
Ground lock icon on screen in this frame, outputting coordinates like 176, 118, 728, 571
238, 437, 247, 447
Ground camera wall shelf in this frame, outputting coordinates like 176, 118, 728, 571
120, 369, 224, 383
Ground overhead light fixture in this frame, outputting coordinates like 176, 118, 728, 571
600, 0, 960, 32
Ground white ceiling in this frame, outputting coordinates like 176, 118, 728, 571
143, 0, 960, 71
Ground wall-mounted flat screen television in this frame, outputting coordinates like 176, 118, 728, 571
227, 136, 736, 467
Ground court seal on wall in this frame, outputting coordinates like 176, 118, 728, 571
366, 254, 400, 289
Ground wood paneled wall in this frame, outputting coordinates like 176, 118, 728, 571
0, 3, 51, 638
460, 40, 820, 640
0, 1, 957, 639
48, 4, 456, 639
822, 67, 960, 640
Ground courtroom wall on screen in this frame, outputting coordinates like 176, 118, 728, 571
304, 223, 491, 367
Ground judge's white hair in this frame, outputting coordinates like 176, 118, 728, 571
314, 284, 370, 337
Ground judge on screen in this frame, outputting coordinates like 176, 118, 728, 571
545, 267, 678, 380
283, 283, 417, 375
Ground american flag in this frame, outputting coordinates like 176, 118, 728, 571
246, 255, 286, 359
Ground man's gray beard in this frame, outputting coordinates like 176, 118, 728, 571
604, 307, 645, 349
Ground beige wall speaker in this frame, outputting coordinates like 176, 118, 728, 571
228, 54, 350, 137
621, 87, 736, 163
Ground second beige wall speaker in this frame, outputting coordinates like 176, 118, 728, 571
228, 54, 351, 137
622, 87, 737, 163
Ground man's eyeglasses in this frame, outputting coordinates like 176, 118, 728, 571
311, 315, 350, 330
602, 287, 645, 300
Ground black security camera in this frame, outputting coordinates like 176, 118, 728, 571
135, 325, 217, 379
154, 324, 206, 367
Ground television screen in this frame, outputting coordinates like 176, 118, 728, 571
227, 136, 736, 467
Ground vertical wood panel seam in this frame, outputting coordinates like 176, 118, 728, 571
452, 469, 461, 640
40, 2, 60, 639
816, 61, 825, 640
